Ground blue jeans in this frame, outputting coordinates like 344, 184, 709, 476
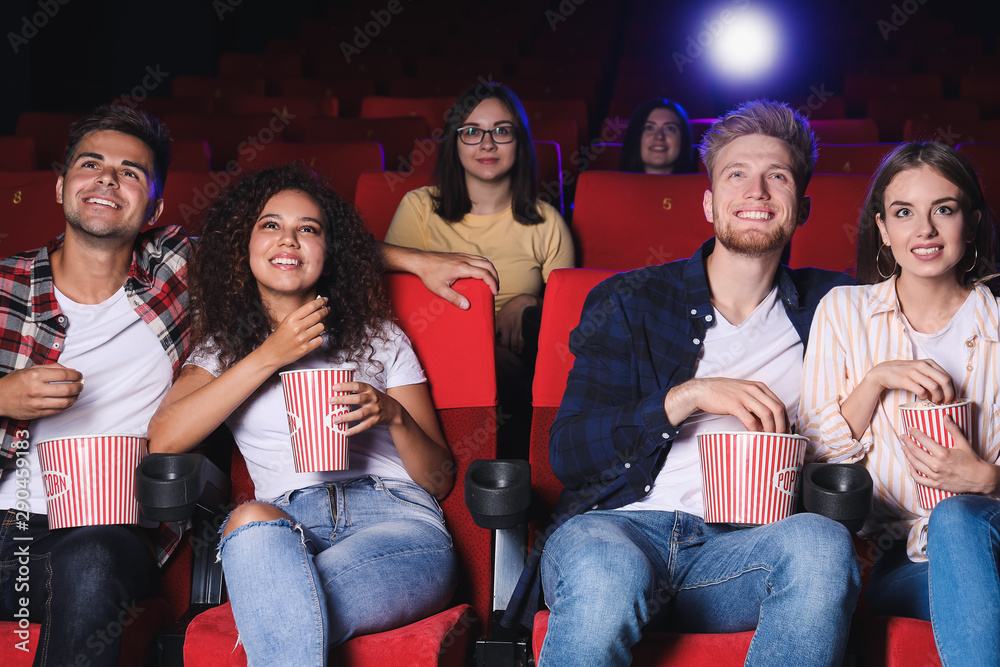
539, 510, 860, 667
0, 511, 155, 667
218, 475, 457, 666
867, 495, 1000, 667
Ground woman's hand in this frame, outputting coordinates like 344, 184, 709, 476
256, 298, 330, 370
902, 417, 1000, 495
330, 382, 403, 436
495, 293, 541, 355
869, 359, 956, 404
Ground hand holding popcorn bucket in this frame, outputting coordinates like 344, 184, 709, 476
898, 399, 972, 510
280, 368, 354, 472
698, 431, 808, 525
36, 434, 147, 529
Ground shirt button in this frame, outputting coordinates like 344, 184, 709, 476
592, 504, 598, 510
690, 309, 697, 315
57, 316, 66, 324
966, 340, 975, 348
968, 365, 974, 371
661, 433, 669, 439
692, 338, 701, 345
624, 462, 631, 469
53, 342, 60, 349
705, 315, 713, 322
644, 485, 651, 492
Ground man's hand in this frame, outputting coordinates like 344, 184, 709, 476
664, 378, 789, 433
495, 293, 541, 354
381, 243, 499, 310
0, 364, 84, 420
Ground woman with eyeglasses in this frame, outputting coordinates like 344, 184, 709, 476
619, 98, 695, 175
385, 82, 573, 455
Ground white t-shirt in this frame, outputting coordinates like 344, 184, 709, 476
906, 290, 977, 393
617, 286, 803, 517
185, 322, 427, 501
0, 286, 173, 513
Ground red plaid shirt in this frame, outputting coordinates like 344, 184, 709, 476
0, 225, 192, 565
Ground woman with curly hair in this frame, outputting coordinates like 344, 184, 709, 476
148, 163, 456, 664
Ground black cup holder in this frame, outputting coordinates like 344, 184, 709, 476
135, 454, 205, 522
802, 463, 873, 534
465, 459, 531, 530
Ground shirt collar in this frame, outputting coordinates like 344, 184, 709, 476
865, 276, 1000, 343
683, 237, 798, 319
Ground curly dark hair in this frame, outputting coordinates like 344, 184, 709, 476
190, 163, 394, 373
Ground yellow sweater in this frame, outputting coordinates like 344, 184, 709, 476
385, 186, 575, 312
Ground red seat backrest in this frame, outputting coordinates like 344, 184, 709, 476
162, 114, 286, 171
0, 136, 37, 171
815, 143, 897, 176
0, 171, 66, 257
305, 117, 430, 172
353, 171, 434, 241
573, 171, 712, 271
360, 96, 456, 134
788, 173, 870, 273
154, 170, 231, 235
236, 141, 384, 202
809, 119, 880, 144
15, 112, 80, 170
957, 143, 1000, 211
530, 268, 615, 523
171, 76, 266, 99
170, 139, 212, 172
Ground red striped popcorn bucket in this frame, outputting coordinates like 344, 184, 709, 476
280, 368, 354, 472
36, 435, 147, 529
698, 431, 808, 525
899, 399, 972, 510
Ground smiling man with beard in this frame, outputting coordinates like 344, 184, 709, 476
502, 100, 861, 667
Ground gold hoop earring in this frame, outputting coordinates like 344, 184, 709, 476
964, 245, 979, 275
876, 243, 897, 280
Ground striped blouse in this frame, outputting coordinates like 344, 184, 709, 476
798, 278, 1000, 562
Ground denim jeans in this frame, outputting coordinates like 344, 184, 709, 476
539, 510, 860, 667
218, 475, 457, 666
0, 511, 155, 667
867, 495, 1000, 667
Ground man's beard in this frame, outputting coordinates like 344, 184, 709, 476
713, 208, 796, 258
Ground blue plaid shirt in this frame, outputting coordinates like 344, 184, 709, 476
502, 238, 853, 628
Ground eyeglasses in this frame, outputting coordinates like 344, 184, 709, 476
456, 125, 516, 145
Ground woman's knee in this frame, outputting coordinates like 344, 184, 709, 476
222, 502, 290, 538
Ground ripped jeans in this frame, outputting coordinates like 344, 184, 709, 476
218, 475, 457, 667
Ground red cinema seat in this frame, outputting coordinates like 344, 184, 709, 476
305, 117, 430, 173
844, 74, 943, 116
522, 99, 590, 149
360, 96, 455, 134
959, 74, 1000, 119
810, 119, 880, 144
14, 112, 80, 170
236, 141, 384, 202
389, 78, 472, 98
866, 98, 979, 143
416, 57, 505, 80
183, 277, 498, 666
0, 171, 66, 256
162, 114, 287, 172
154, 171, 231, 235
956, 143, 1000, 212
527, 268, 755, 664
281, 78, 373, 117
814, 143, 898, 175
582, 143, 622, 172
170, 139, 211, 172
217, 52, 303, 93
788, 173, 871, 273
0, 136, 37, 171
572, 171, 712, 271
904, 119, 1000, 144
354, 171, 433, 240
507, 79, 595, 117
171, 76, 266, 99
134, 96, 214, 118
222, 96, 336, 141
531, 118, 579, 179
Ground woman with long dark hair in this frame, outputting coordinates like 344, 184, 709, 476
148, 163, 456, 665
618, 98, 695, 174
799, 142, 1000, 666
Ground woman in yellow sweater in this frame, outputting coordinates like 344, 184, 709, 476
386, 83, 574, 454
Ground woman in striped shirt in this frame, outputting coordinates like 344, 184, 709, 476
799, 142, 1000, 666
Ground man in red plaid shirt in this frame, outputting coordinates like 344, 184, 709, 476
0, 105, 188, 666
